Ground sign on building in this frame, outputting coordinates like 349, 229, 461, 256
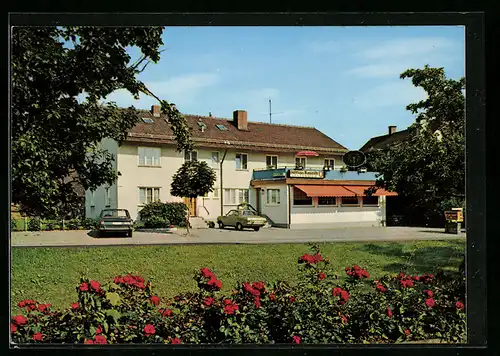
288, 170, 325, 179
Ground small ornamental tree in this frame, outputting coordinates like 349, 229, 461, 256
170, 161, 217, 200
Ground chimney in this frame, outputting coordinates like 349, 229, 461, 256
388, 125, 397, 135
233, 110, 248, 131
151, 105, 161, 117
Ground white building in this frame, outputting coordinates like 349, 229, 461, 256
86, 106, 395, 228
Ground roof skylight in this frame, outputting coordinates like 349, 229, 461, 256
142, 118, 154, 123
215, 124, 228, 131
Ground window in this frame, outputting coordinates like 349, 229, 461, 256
266, 189, 280, 204
139, 187, 160, 205
211, 152, 220, 168
324, 158, 335, 170
293, 187, 312, 206
89, 191, 95, 207
184, 150, 198, 162
138, 147, 161, 166
362, 196, 379, 206
341, 197, 360, 206
212, 188, 219, 199
141, 117, 154, 123
105, 187, 111, 207
235, 153, 248, 170
224, 189, 249, 205
216, 124, 228, 131
266, 155, 278, 169
295, 157, 306, 169
318, 197, 337, 206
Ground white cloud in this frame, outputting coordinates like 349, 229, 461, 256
352, 81, 428, 109
359, 37, 456, 60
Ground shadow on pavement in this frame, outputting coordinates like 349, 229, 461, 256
87, 230, 129, 239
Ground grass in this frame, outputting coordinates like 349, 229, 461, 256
10, 239, 465, 314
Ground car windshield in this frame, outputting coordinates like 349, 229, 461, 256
100, 209, 129, 218
242, 210, 257, 216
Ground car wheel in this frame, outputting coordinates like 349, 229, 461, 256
128, 229, 133, 238
253, 226, 260, 232
236, 222, 243, 231
218, 221, 224, 229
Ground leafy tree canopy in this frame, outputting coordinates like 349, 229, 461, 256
368, 65, 465, 223
170, 161, 217, 199
12, 26, 193, 218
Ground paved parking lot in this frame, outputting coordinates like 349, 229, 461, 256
11, 226, 466, 247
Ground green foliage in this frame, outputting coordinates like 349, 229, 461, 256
12, 27, 192, 218
28, 218, 41, 232
139, 201, 188, 227
10, 248, 465, 344
170, 161, 217, 199
81, 218, 100, 230
67, 219, 81, 230
368, 65, 465, 226
143, 216, 170, 229
11, 216, 17, 231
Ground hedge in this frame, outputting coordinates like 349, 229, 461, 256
138, 202, 188, 227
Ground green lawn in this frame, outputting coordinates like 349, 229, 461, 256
10, 239, 465, 313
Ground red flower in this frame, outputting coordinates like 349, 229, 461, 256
13, 315, 27, 326
243, 282, 260, 296
171, 338, 181, 344
135, 281, 145, 289
404, 329, 410, 336
203, 297, 215, 306
340, 290, 349, 303
150, 295, 161, 306
400, 278, 415, 288
223, 299, 232, 305
375, 283, 387, 293
269, 293, 277, 301
412, 276, 421, 281
144, 324, 156, 336
95, 325, 103, 335
425, 298, 436, 308
299, 253, 318, 264
332, 287, 342, 297
159, 308, 173, 317
84, 339, 94, 344
341, 315, 348, 324
94, 335, 107, 344
361, 269, 370, 278
252, 281, 266, 291
292, 335, 301, 344
32, 332, 43, 341
456, 301, 465, 310
289, 296, 296, 303
17, 299, 36, 308
387, 307, 393, 318
318, 272, 327, 280
424, 290, 433, 297
223, 300, 239, 315
10, 324, 17, 333
71, 302, 79, 310
207, 277, 222, 290
37, 304, 50, 313
399, 272, 405, 278
79, 283, 89, 291
254, 297, 262, 308
113, 276, 123, 284
89, 280, 101, 291
27, 305, 37, 311
312, 253, 324, 263
200, 267, 215, 278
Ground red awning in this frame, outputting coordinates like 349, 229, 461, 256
344, 185, 398, 196
295, 185, 356, 197
296, 151, 319, 157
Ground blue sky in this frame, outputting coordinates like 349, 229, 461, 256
105, 26, 465, 150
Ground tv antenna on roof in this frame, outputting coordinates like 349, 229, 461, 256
268, 97, 284, 124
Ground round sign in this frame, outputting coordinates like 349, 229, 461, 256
342, 150, 366, 168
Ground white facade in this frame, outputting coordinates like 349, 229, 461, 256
85, 140, 345, 222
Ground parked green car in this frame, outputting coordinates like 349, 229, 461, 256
217, 209, 267, 231
97, 209, 134, 237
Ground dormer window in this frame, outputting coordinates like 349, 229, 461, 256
215, 124, 228, 131
142, 118, 154, 123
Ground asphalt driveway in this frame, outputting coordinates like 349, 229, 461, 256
11, 226, 466, 248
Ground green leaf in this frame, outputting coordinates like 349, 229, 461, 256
105, 309, 122, 323
107, 292, 122, 306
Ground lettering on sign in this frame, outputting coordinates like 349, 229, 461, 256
288, 170, 324, 179
272, 172, 285, 177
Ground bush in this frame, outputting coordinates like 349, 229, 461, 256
10, 246, 466, 344
11, 216, 17, 231
44, 221, 57, 231
139, 202, 188, 227
28, 218, 41, 232
81, 218, 99, 230
143, 216, 170, 229
67, 219, 81, 230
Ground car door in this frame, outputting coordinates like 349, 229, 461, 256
223, 210, 239, 226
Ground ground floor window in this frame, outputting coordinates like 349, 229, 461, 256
318, 197, 337, 206
212, 188, 219, 199
139, 187, 160, 205
224, 189, 249, 205
341, 196, 360, 206
362, 196, 379, 206
293, 187, 313, 206
266, 188, 280, 204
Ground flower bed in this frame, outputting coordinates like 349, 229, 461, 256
10, 245, 465, 344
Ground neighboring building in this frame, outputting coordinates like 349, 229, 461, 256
86, 105, 396, 229
359, 125, 410, 153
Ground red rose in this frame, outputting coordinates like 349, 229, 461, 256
340, 290, 349, 302
71, 302, 79, 310
424, 290, 433, 297
387, 307, 393, 318
208, 277, 222, 290
200, 268, 215, 278
292, 335, 301, 344
11, 324, 17, 333
150, 295, 161, 306
27, 305, 37, 311
299, 254, 316, 264
412, 276, 420, 281
90, 280, 101, 291
425, 298, 436, 308
144, 324, 156, 336
223, 299, 233, 305
318, 272, 327, 280
376, 283, 387, 293
269, 293, 277, 301
94, 335, 107, 344
37, 304, 49, 313
289, 296, 296, 303
456, 301, 465, 310
84, 339, 94, 344
254, 297, 261, 308
160, 308, 173, 317
362, 270, 370, 278
13, 315, 27, 326
399, 272, 405, 278
113, 276, 123, 284
341, 315, 348, 324
332, 287, 342, 297
252, 281, 266, 291
203, 297, 215, 306
95, 325, 103, 335
79, 283, 89, 291
32, 332, 43, 341
313, 253, 324, 263
345, 267, 350, 272
171, 337, 181, 344
404, 329, 410, 336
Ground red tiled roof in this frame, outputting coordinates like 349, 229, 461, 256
359, 129, 410, 153
126, 110, 348, 154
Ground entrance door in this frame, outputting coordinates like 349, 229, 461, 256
256, 188, 262, 214
184, 197, 197, 217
